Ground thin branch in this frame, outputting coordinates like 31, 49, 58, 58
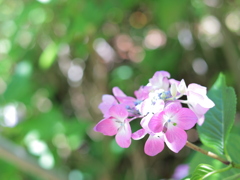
185, 141, 230, 165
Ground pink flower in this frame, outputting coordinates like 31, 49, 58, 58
98, 95, 118, 118
94, 70, 215, 155
113, 87, 141, 117
148, 71, 170, 91
113, 87, 136, 106
149, 102, 197, 153
187, 83, 215, 125
134, 86, 150, 100
94, 104, 132, 148
132, 115, 165, 156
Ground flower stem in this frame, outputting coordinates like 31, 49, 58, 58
185, 141, 230, 165
232, 162, 240, 169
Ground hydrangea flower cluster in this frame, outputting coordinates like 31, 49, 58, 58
94, 71, 215, 156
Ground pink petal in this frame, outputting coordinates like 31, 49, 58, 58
164, 126, 187, 153
154, 99, 165, 113
164, 102, 182, 117
102, 94, 117, 103
149, 112, 164, 133
188, 91, 214, 109
140, 114, 153, 130
188, 83, 207, 95
149, 71, 170, 90
109, 104, 128, 121
153, 71, 170, 79
188, 104, 209, 126
132, 129, 147, 140
94, 118, 119, 136
134, 86, 150, 100
115, 121, 132, 148
98, 95, 118, 118
175, 108, 198, 130
162, 77, 170, 91
116, 96, 136, 106
169, 79, 180, 85
113, 87, 127, 97
190, 103, 209, 116
144, 135, 165, 156
196, 115, 205, 126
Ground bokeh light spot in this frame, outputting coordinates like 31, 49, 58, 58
28, 140, 48, 156
115, 66, 133, 80
225, 11, 240, 32
1, 20, 17, 37
0, 39, 11, 54
29, 8, 46, 24
15, 61, 32, 77
68, 64, 83, 82
69, 170, 84, 180
38, 152, 54, 169
178, 29, 194, 50
17, 31, 33, 48
36, 0, 51, 4
144, 29, 167, 49
129, 11, 147, 29
192, 58, 208, 75
200, 16, 221, 35
2, 104, 18, 127
93, 38, 116, 63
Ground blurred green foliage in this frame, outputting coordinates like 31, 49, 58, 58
0, 0, 240, 179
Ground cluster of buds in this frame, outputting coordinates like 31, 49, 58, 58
94, 71, 215, 156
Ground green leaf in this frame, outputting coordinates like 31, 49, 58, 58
223, 173, 240, 180
226, 133, 240, 164
197, 73, 237, 155
191, 164, 214, 180
188, 145, 239, 180
39, 42, 58, 70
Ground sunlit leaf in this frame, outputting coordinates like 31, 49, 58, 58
191, 164, 214, 180
226, 133, 240, 164
197, 73, 236, 155
39, 42, 58, 70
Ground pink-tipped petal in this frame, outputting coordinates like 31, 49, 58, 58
197, 115, 205, 126
162, 77, 170, 91
98, 95, 118, 118
94, 118, 119, 136
144, 135, 165, 156
140, 114, 153, 130
115, 121, 132, 148
164, 102, 182, 117
149, 71, 170, 90
165, 126, 187, 153
175, 108, 198, 130
188, 83, 207, 95
134, 86, 150, 100
102, 94, 117, 103
132, 129, 147, 140
116, 96, 136, 106
188, 91, 214, 109
153, 71, 171, 79
109, 104, 128, 121
169, 79, 180, 85
149, 113, 164, 133
113, 87, 127, 97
